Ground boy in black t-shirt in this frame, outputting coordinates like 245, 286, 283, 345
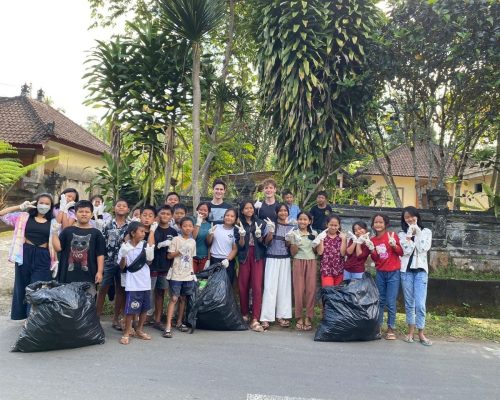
310, 191, 333, 231
53, 200, 106, 290
255, 178, 279, 222
147, 205, 177, 330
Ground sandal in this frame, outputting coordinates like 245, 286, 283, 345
403, 335, 414, 343
278, 319, 290, 328
419, 337, 433, 346
153, 322, 166, 331
135, 330, 152, 340
176, 324, 189, 332
303, 323, 313, 331
162, 329, 172, 338
119, 336, 130, 345
250, 321, 264, 332
261, 321, 270, 330
385, 332, 397, 340
112, 323, 122, 331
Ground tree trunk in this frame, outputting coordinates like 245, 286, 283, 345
200, 150, 216, 196
191, 42, 202, 209
492, 130, 500, 196
110, 121, 120, 163
163, 123, 175, 195
148, 144, 155, 205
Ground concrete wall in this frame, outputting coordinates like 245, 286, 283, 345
329, 205, 500, 272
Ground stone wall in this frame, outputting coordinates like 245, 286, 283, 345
328, 205, 500, 272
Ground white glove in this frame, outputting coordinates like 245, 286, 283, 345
208, 223, 217, 235
237, 221, 246, 236
95, 219, 105, 231
221, 259, 229, 268
50, 261, 58, 278
265, 218, 275, 233
204, 259, 210, 270
118, 242, 134, 261
145, 244, 155, 261
254, 200, 262, 209
62, 200, 75, 214
388, 232, 397, 247
93, 203, 105, 217
312, 229, 327, 247
150, 222, 158, 233
19, 200, 36, 211
59, 194, 67, 211
255, 223, 262, 239
157, 239, 171, 249
365, 239, 375, 251
347, 231, 357, 242
407, 224, 421, 237
51, 219, 62, 232
131, 216, 140, 222
195, 211, 204, 226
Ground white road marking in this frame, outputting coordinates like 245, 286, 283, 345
247, 395, 328, 400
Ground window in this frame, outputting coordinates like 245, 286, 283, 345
474, 183, 483, 193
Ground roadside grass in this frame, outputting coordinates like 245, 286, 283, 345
430, 266, 500, 281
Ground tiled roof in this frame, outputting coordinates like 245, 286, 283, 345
360, 143, 457, 178
0, 96, 109, 154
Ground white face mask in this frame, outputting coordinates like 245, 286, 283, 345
37, 204, 51, 215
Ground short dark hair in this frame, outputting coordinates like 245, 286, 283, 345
238, 200, 255, 222
74, 200, 94, 213
179, 216, 194, 227
173, 204, 187, 214
326, 214, 342, 231
212, 179, 227, 189
158, 205, 173, 214
141, 204, 157, 217
165, 192, 180, 201
282, 189, 293, 197
317, 190, 328, 198
90, 194, 104, 203
275, 202, 290, 215
127, 221, 146, 236
352, 220, 368, 232
114, 198, 129, 207
371, 213, 390, 228
196, 201, 212, 212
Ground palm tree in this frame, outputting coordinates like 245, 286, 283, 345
159, 0, 225, 208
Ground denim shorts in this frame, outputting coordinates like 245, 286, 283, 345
169, 280, 195, 297
151, 273, 169, 290
102, 263, 121, 286
124, 290, 151, 315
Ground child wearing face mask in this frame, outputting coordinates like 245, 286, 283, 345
0, 193, 59, 320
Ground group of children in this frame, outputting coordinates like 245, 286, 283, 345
2, 177, 432, 346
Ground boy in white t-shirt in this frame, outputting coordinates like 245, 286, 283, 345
117, 222, 155, 345
164, 217, 197, 338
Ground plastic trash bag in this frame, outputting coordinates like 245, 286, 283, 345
12, 281, 105, 352
314, 273, 380, 342
187, 263, 247, 332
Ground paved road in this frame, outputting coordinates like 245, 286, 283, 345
1, 317, 499, 400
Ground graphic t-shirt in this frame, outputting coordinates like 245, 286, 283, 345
124, 241, 150, 291
210, 225, 237, 259
58, 226, 106, 283
151, 226, 177, 273
167, 236, 196, 281
208, 201, 232, 224
310, 205, 333, 231
102, 219, 129, 265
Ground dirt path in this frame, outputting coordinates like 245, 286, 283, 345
0, 232, 14, 316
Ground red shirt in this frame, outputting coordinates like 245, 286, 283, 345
344, 239, 370, 273
370, 232, 403, 272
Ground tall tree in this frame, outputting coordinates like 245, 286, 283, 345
255, 0, 383, 195
159, 0, 226, 208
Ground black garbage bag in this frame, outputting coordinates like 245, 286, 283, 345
314, 273, 380, 342
187, 263, 247, 332
12, 281, 105, 352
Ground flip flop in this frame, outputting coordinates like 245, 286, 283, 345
295, 323, 305, 331
162, 329, 172, 338
112, 323, 122, 331
303, 324, 313, 331
403, 335, 414, 343
135, 331, 152, 340
176, 324, 189, 332
385, 332, 397, 340
420, 338, 433, 346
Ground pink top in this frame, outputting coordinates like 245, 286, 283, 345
320, 235, 345, 277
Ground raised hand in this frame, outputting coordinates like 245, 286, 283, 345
365, 238, 375, 251
255, 223, 262, 239
150, 221, 158, 233
339, 231, 347, 240
145, 244, 155, 261
347, 231, 357, 242
264, 218, 275, 233
195, 211, 204, 226
254, 200, 262, 209
237, 221, 246, 236
208, 223, 217, 235
59, 194, 67, 211
312, 229, 327, 247
19, 200, 36, 211
388, 231, 397, 247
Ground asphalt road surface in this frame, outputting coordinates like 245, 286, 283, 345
1, 317, 499, 400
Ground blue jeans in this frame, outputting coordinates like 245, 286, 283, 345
401, 271, 428, 329
343, 271, 364, 280
375, 270, 400, 329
